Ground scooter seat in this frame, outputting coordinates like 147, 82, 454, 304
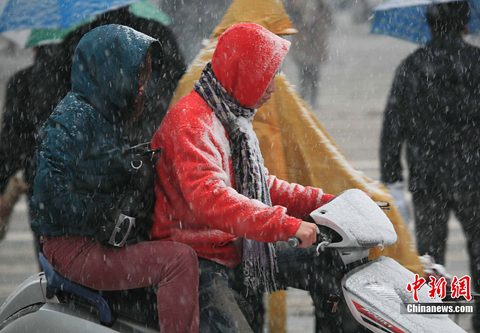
39, 253, 159, 329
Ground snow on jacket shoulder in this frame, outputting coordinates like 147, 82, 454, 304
152, 91, 327, 267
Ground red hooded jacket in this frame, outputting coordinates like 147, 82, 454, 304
151, 23, 332, 268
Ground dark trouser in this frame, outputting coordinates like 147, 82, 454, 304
42, 235, 200, 333
412, 189, 480, 332
198, 244, 359, 333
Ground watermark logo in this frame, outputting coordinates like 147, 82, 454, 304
406, 274, 426, 302
405, 303, 474, 314
404, 274, 474, 314
406, 274, 471, 302
428, 275, 447, 299
451, 276, 472, 301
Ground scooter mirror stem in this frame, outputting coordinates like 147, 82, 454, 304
316, 241, 331, 256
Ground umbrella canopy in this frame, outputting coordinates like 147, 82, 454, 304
23, 18, 92, 48
0, 0, 141, 33
370, 0, 480, 44
1, 0, 170, 48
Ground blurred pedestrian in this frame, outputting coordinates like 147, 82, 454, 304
0, 44, 69, 250
283, 0, 333, 109
380, 2, 480, 330
0, 44, 69, 196
159, 0, 232, 64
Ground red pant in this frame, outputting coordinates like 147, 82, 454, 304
42, 235, 199, 332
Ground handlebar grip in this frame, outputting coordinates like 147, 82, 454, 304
287, 237, 301, 248
287, 225, 321, 248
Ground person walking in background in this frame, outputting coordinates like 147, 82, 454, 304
31, 25, 199, 332
0, 44, 69, 249
0, 44, 70, 199
380, 2, 480, 331
283, 0, 333, 109
159, 0, 232, 64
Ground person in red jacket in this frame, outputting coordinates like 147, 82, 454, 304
152, 22, 342, 332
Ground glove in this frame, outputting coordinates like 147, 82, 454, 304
419, 254, 452, 299
385, 181, 411, 224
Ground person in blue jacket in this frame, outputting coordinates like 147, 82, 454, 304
30, 24, 199, 333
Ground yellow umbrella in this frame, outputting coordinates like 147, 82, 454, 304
170, 0, 423, 330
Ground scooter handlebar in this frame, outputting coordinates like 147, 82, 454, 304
287, 236, 301, 248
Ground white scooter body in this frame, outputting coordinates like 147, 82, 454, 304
309, 189, 465, 333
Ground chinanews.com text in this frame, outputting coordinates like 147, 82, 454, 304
404, 303, 474, 314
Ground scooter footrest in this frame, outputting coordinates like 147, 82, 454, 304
326, 294, 341, 314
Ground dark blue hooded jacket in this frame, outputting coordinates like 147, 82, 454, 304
31, 25, 160, 237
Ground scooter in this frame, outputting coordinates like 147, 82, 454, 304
0, 189, 466, 332
287, 189, 466, 333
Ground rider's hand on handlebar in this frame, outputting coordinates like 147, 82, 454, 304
294, 221, 317, 248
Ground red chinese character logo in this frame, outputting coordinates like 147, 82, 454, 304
451, 275, 472, 301
407, 274, 426, 302
428, 276, 447, 299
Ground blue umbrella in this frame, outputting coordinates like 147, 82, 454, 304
0, 0, 142, 33
370, 0, 480, 44
4, 0, 171, 48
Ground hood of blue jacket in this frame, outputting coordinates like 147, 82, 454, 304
71, 24, 161, 124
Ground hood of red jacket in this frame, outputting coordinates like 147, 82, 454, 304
211, 22, 290, 109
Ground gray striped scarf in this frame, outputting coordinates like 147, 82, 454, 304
194, 62, 278, 294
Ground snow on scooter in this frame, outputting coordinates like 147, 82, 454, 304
286, 189, 465, 333
0, 189, 466, 332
